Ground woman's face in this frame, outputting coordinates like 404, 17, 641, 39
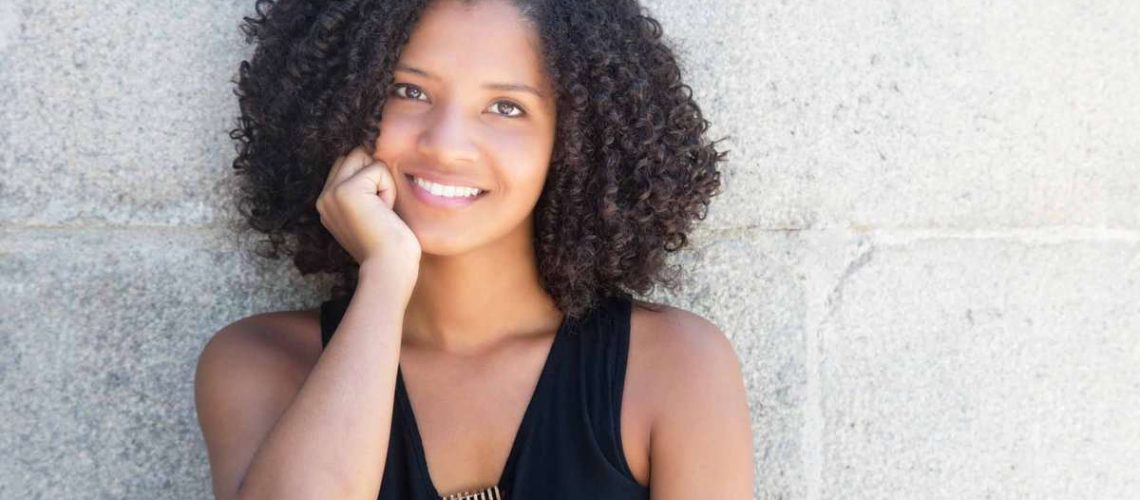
372, 0, 557, 257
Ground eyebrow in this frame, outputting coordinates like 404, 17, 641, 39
395, 64, 546, 99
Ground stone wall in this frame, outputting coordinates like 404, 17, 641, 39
2, 1, 1137, 498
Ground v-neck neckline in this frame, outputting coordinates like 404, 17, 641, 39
395, 313, 572, 498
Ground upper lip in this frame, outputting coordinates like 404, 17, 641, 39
405, 170, 488, 191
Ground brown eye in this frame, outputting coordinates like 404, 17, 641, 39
490, 101, 524, 118
392, 83, 426, 101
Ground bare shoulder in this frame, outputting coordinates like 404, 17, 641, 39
627, 300, 745, 417
627, 299, 754, 497
628, 299, 743, 387
193, 307, 324, 497
198, 308, 324, 372
196, 308, 324, 400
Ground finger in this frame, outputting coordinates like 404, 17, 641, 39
346, 161, 397, 209
323, 154, 348, 192
330, 146, 377, 190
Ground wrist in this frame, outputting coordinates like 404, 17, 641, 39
357, 261, 417, 302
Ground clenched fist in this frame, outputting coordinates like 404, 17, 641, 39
316, 145, 421, 298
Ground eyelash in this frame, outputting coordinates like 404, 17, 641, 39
390, 83, 527, 118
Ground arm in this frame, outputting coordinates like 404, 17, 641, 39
647, 311, 755, 499
194, 273, 406, 500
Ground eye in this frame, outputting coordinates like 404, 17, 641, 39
489, 100, 525, 118
391, 83, 427, 101
390, 83, 526, 119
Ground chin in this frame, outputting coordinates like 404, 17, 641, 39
396, 202, 533, 258
411, 226, 485, 257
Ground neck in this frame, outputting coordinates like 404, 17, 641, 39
401, 222, 563, 354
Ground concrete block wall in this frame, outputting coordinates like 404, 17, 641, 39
2, 1, 1137, 498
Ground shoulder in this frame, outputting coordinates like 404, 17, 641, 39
628, 299, 742, 389
196, 308, 323, 387
627, 299, 754, 496
193, 307, 323, 497
626, 298, 747, 438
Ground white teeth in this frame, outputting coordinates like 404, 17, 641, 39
412, 176, 482, 198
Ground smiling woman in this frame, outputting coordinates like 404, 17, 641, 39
196, 0, 752, 499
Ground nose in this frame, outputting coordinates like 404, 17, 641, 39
417, 102, 480, 164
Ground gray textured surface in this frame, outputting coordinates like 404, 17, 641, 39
3, 0, 1139, 499
817, 239, 1140, 498
1, 228, 329, 499
1, 1, 246, 227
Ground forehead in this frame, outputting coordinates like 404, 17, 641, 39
398, 0, 549, 90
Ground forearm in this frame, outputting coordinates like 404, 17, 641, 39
235, 278, 405, 499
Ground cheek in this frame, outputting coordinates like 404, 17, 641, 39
372, 113, 419, 159
489, 130, 556, 191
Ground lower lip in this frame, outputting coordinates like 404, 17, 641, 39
406, 174, 488, 209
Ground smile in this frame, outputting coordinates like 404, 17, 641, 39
405, 174, 489, 209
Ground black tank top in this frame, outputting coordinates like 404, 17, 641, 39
318, 294, 651, 500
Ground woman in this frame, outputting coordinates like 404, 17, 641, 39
195, 0, 754, 498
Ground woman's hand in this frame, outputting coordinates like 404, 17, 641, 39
316, 145, 421, 299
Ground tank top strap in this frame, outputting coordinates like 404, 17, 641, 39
567, 293, 638, 481
318, 295, 350, 349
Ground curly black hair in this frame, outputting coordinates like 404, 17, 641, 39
229, 0, 728, 319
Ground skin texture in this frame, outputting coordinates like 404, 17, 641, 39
198, 0, 753, 498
